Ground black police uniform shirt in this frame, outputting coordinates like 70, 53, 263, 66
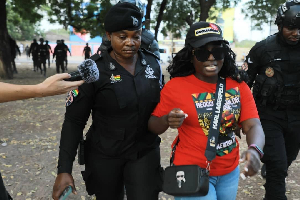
57, 49, 162, 174
37, 44, 48, 62
246, 33, 300, 119
53, 45, 66, 62
29, 42, 39, 59
84, 46, 91, 56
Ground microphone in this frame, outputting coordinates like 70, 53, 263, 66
64, 59, 99, 83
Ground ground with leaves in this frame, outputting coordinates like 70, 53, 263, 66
0, 60, 300, 200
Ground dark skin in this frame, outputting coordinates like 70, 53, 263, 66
279, 25, 300, 44
52, 29, 142, 200
148, 42, 265, 178
106, 29, 142, 75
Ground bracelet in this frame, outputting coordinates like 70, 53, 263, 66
248, 144, 264, 159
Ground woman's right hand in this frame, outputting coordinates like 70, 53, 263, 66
166, 108, 187, 128
52, 173, 77, 200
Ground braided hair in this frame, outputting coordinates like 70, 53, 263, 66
167, 41, 248, 83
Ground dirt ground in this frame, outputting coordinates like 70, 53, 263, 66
0, 60, 300, 200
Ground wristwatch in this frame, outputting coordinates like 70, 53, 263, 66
248, 144, 264, 159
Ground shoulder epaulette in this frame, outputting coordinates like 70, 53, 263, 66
90, 53, 102, 62
140, 48, 159, 60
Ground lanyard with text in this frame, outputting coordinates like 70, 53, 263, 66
205, 76, 226, 164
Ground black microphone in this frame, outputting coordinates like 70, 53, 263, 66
64, 59, 99, 83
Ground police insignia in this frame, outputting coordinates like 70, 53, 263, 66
110, 74, 122, 83
65, 91, 74, 107
141, 59, 147, 65
265, 67, 274, 77
109, 62, 116, 70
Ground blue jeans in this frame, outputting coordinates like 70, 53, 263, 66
175, 166, 239, 200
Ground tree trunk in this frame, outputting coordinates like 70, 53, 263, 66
145, 0, 153, 30
0, 0, 13, 79
154, 0, 168, 40
199, 0, 216, 21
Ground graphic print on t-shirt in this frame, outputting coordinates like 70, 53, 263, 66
192, 87, 241, 156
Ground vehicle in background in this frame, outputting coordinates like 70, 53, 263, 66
159, 46, 172, 64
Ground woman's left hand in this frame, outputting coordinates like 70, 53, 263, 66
239, 148, 261, 178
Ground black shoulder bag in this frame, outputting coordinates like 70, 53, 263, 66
162, 77, 226, 196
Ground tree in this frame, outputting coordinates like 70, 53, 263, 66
241, 0, 282, 30
152, 0, 240, 39
0, 0, 45, 79
7, 4, 44, 41
47, 0, 112, 38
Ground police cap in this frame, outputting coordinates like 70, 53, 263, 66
104, 2, 142, 32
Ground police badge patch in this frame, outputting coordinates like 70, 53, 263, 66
65, 89, 79, 106
265, 67, 274, 77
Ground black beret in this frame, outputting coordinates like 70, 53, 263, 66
104, 2, 142, 32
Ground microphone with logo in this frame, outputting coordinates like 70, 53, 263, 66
64, 59, 99, 83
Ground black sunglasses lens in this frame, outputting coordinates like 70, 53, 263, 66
194, 49, 210, 62
194, 47, 226, 62
211, 47, 226, 60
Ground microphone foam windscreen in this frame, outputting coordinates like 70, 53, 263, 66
78, 59, 99, 83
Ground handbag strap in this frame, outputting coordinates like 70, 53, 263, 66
169, 77, 226, 166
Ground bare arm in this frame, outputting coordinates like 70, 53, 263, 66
240, 118, 265, 177
0, 73, 84, 103
148, 108, 187, 135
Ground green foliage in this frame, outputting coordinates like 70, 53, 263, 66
47, 0, 112, 38
241, 0, 283, 30
153, 0, 240, 39
6, 3, 44, 40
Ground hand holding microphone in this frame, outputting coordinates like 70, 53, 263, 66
64, 59, 99, 83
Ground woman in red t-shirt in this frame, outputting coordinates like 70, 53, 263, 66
149, 22, 265, 200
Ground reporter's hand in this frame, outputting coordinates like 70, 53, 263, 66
52, 173, 77, 200
166, 108, 187, 128
37, 73, 84, 97
239, 148, 261, 179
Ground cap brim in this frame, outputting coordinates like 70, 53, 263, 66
190, 37, 228, 48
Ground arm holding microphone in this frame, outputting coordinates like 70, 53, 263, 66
0, 59, 99, 103
0, 74, 84, 103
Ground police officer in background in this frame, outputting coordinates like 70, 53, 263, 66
244, 1, 300, 199
29, 39, 39, 72
61, 39, 71, 71
52, 2, 163, 200
37, 38, 48, 77
45, 40, 53, 68
97, 0, 160, 59
83, 43, 92, 60
53, 40, 66, 73
9, 35, 21, 74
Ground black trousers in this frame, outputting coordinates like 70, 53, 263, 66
261, 116, 300, 200
0, 172, 9, 200
83, 147, 163, 200
56, 60, 65, 73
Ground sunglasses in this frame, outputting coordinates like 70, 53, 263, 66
192, 47, 227, 62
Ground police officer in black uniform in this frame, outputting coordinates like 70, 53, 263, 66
29, 39, 39, 72
83, 43, 92, 60
97, 0, 160, 59
61, 39, 71, 71
37, 38, 48, 77
53, 40, 66, 73
244, 1, 300, 199
45, 40, 53, 68
52, 3, 163, 200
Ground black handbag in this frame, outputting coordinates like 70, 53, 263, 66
162, 77, 226, 196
